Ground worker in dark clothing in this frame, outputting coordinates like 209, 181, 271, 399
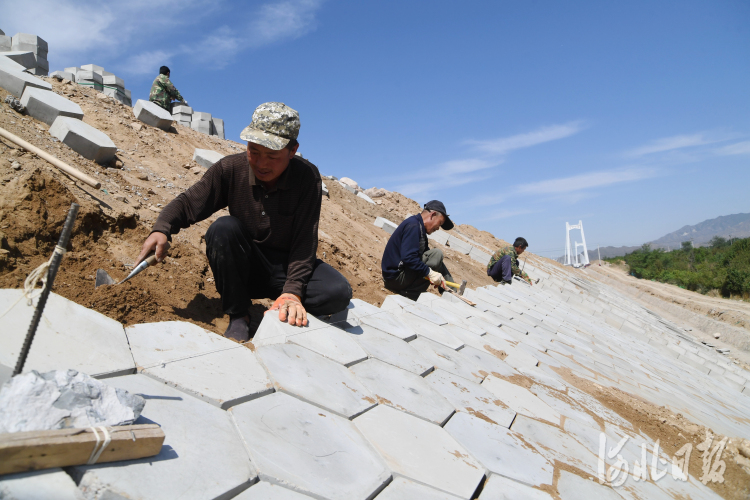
487, 237, 532, 285
381, 200, 456, 301
134, 102, 352, 342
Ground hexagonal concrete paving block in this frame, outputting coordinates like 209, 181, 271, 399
392, 309, 464, 349
70, 374, 256, 499
355, 405, 484, 499
20, 87, 83, 125
350, 358, 454, 425
256, 343, 375, 418
0, 64, 52, 97
528, 383, 599, 429
0, 468, 82, 500
424, 369, 516, 428
481, 375, 560, 425
479, 474, 553, 500
231, 392, 390, 500
403, 303, 448, 326
133, 99, 173, 130
359, 310, 417, 341
252, 309, 331, 347
234, 481, 315, 499
556, 470, 621, 500
0, 289, 134, 378
193, 148, 226, 169
348, 324, 433, 376
49, 116, 117, 164
287, 324, 368, 366
444, 412, 553, 488
376, 476, 463, 500
143, 346, 273, 409
457, 345, 517, 379
410, 337, 484, 383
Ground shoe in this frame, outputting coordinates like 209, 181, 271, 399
224, 314, 250, 342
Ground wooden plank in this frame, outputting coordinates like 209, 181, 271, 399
0, 424, 165, 475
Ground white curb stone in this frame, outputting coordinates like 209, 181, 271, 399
446, 235, 472, 254
350, 358, 454, 425
427, 229, 450, 245
357, 191, 375, 204
133, 99, 173, 130
287, 324, 368, 366
49, 116, 117, 164
479, 474, 553, 500
354, 405, 485, 499
20, 86, 83, 125
410, 337, 484, 383
0, 289, 134, 378
143, 346, 274, 409
231, 392, 390, 500
348, 324, 433, 376
71, 374, 256, 500
444, 412, 553, 488
374, 216, 398, 235
0, 468, 82, 500
256, 343, 375, 418
481, 375, 560, 425
424, 369, 516, 428
193, 148, 226, 169
0, 65, 52, 97
377, 476, 463, 500
469, 247, 491, 265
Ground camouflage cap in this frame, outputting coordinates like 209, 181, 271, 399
240, 102, 300, 150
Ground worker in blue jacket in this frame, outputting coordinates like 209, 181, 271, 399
381, 200, 455, 301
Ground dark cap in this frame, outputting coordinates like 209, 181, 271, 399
424, 200, 454, 230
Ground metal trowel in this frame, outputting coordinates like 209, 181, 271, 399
95, 254, 158, 288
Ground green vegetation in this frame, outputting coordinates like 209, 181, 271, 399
605, 237, 750, 300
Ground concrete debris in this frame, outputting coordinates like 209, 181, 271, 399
4, 94, 25, 113
0, 370, 145, 433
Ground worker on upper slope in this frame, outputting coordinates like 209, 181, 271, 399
381, 201, 456, 300
487, 237, 532, 285
134, 102, 353, 341
149, 66, 187, 114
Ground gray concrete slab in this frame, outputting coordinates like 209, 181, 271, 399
75, 70, 103, 91
125, 320, 238, 368
481, 375, 560, 425
556, 470, 621, 500
509, 414, 600, 476
252, 309, 331, 347
469, 246, 491, 264
49, 116, 117, 164
212, 118, 225, 139
256, 342, 375, 418
347, 324, 433, 375
232, 392, 390, 500
404, 303, 448, 325
193, 111, 212, 120
143, 346, 273, 409
381, 293, 416, 310
374, 216, 398, 234
193, 148, 226, 169
172, 104, 193, 114
376, 476, 463, 500
351, 358, 454, 424
133, 99, 173, 130
329, 297, 381, 325
0, 35, 10, 52
529, 383, 600, 428
0, 54, 28, 73
50, 70, 76, 82
359, 310, 418, 341
0, 64, 52, 97
20, 86, 83, 125
410, 337, 484, 383
288, 324, 368, 366
425, 368, 516, 428
355, 405, 485, 499
427, 229, 450, 245
447, 235, 472, 254
71, 374, 256, 500
0, 289, 134, 378
102, 74, 124, 89
458, 345, 518, 378
234, 481, 314, 499
0, 50, 36, 69
479, 474, 553, 500
393, 309, 463, 348
0, 468, 83, 500
565, 387, 633, 429
192, 118, 212, 135
444, 412, 553, 487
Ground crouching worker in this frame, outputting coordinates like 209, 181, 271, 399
381, 201, 456, 301
487, 237, 532, 285
134, 102, 352, 341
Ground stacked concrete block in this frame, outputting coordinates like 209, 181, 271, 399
0, 63, 52, 97
133, 99, 173, 130
0, 51, 36, 70
212, 117, 225, 139
49, 70, 75, 82
58, 64, 133, 105
0, 33, 10, 52
20, 86, 83, 125
191, 112, 213, 135
2, 33, 49, 76
75, 70, 103, 91
49, 116, 117, 164
172, 104, 193, 127
193, 148, 226, 169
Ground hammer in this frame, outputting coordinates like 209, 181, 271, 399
427, 277, 475, 305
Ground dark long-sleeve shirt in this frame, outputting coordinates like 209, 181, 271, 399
381, 214, 430, 280
152, 153, 322, 297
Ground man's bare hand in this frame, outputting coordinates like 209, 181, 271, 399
135, 232, 170, 266
268, 293, 308, 327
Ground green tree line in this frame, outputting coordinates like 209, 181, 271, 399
605, 237, 750, 299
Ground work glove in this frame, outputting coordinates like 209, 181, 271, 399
267, 293, 307, 327
427, 269, 446, 288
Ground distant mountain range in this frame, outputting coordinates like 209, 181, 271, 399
566, 211, 750, 261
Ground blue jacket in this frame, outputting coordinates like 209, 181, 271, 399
381, 214, 430, 280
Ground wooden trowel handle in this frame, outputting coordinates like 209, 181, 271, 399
144, 254, 158, 266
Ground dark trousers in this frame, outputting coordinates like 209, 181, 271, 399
383, 248, 454, 301
205, 216, 352, 316
488, 255, 513, 284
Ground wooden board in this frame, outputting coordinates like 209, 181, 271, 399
0, 424, 165, 475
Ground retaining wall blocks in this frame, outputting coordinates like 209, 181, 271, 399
193, 148, 226, 169
133, 99, 173, 130
49, 116, 117, 164
20, 87, 83, 125
0, 65, 52, 97
374, 217, 398, 235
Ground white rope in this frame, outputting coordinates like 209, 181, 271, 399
87, 426, 111, 465
0, 245, 66, 320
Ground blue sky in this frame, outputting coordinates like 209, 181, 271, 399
4, 0, 749, 257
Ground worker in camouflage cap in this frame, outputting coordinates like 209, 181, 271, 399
240, 102, 300, 150
487, 237, 532, 285
149, 66, 187, 114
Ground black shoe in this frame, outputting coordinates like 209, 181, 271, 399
225, 314, 250, 342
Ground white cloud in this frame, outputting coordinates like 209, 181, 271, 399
515, 167, 658, 195
626, 133, 723, 157
124, 50, 175, 75
466, 121, 585, 155
715, 140, 750, 156
483, 209, 540, 221
393, 158, 497, 197
249, 0, 324, 47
